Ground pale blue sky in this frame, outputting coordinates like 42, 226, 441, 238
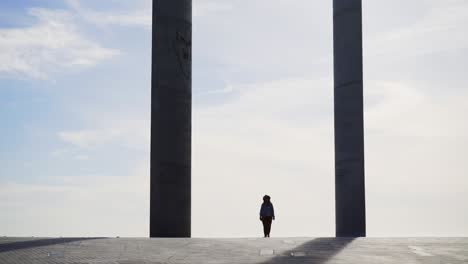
1, 0, 468, 237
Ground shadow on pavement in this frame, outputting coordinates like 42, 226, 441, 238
260, 237, 355, 264
0, 237, 105, 253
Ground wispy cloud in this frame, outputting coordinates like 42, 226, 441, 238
66, 0, 152, 29
365, 0, 468, 59
194, 0, 233, 17
58, 117, 149, 151
0, 8, 119, 79
65, 0, 234, 29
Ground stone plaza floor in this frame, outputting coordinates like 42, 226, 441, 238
0, 237, 467, 264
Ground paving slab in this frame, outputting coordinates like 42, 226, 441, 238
0, 237, 467, 264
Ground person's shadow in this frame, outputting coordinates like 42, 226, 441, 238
259, 237, 355, 264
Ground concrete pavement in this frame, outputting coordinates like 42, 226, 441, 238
1, 237, 467, 263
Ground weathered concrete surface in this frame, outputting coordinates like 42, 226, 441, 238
150, 0, 192, 237
1, 237, 467, 264
333, 0, 366, 237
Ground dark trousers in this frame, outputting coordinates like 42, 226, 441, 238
261, 216, 273, 237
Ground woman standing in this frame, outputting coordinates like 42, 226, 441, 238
259, 195, 275, 237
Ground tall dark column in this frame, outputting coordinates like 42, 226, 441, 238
333, 0, 366, 237
150, 0, 191, 237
